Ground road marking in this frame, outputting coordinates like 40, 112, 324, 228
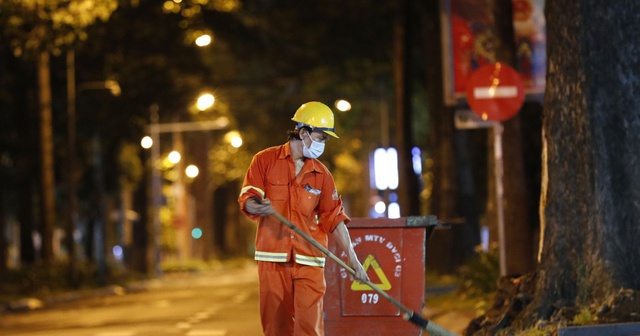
232, 292, 249, 303
154, 299, 171, 308
186, 330, 227, 336
176, 322, 191, 330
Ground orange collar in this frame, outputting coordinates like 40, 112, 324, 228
281, 142, 322, 174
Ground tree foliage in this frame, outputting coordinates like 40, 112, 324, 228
170, 0, 397, 148
0, 0, 414, 267
0, 0, 118, 56
162, 0, 401, 215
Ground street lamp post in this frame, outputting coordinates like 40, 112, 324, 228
146, 113, 229, 277
149, 104, 162, 277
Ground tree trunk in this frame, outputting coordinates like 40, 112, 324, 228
66, 50, 78, 285
420, 0, 473, 274
532, 0, 640, 320
19, 171, 36, 264
132, 162, 148, 274
452, 129, 482, 267
38, 51, 55, 263
93, 134, 107, 285
502, 115, 535, 276
0, 191, 6, 273
213, 184, 228, 255
394, 0, 421, 216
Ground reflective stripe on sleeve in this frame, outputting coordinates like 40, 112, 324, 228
255, 251, 289, 262
240, 186, 265, 199
295, 254, 326, 267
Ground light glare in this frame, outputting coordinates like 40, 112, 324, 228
335, 99, 351, 112
231, 137, 243, 148
195, 34, 212, 47
373, 147, 399, 190
112, 245, 123, 260
168, 151, 181, 164
185, 165, 199, 178
412, 147, 422, 175
373, 148, 388, 190
388, 202, 401, 219
386, 148, 399, 190
225, 131, 243, 148
197, 93, 215, 111
192, 228, 203, 239
141, 136, 153, 149
374, 201, 386, 214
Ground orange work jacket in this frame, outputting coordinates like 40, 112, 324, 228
238, 142, 350, 267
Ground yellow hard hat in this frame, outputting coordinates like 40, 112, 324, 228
291, 101, 338, 138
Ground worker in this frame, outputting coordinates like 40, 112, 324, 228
238, 101, 369, 336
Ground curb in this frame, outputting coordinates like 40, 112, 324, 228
425, 284, 458, 297
4, 297, 45, 313
559, 322, 640, 336
1, 282, 152, 314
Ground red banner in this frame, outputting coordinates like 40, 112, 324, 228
442, 0, 546, 104
512, 0, 546, 94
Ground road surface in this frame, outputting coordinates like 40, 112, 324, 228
0, 266, 262, 336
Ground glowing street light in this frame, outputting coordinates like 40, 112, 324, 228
141, 136, 153, 149
231, 137, 243, 148
168, 150, 181, 164
145, 103, 229, 274
388, 202, 401, 219
197, 93, 215, 111
77, 80, 121, 97
335, 99, 351, 112
224, 130, 243, 148
185, 164, 199, 178
195, 34, 212, 47
373, 147, 399, 190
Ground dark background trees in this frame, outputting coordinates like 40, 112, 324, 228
0, 0, 409, 274
0, 0, 537, 281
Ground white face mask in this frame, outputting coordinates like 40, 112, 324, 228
302, 133, 325, 159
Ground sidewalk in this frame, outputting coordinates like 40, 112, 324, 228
426, 304, 476, 335
423, 285, 479, 335
0, 278, 159, 314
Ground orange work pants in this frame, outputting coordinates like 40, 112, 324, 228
258, 261, 326, 336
